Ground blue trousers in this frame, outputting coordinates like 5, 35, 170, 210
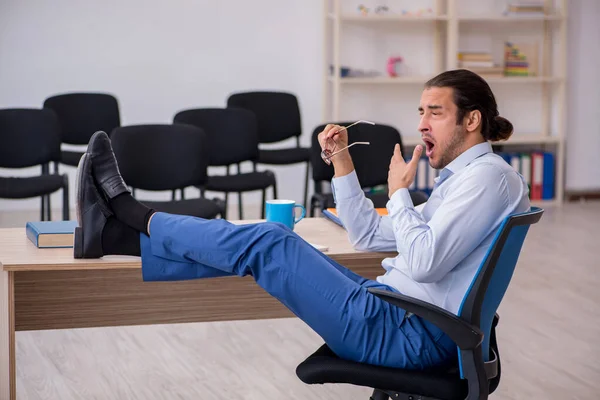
140, 212, 456, 369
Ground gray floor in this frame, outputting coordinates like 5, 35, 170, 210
4, 201, 600, 399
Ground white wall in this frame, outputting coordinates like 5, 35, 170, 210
0, 0, 598, 215
0, 0, 325, 212
565, 0, 600, 191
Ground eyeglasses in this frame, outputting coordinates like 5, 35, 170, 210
320, 120, 375, 165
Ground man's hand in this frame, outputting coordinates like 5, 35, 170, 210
318, 124, 349, 157
388, 144, 423, 198
317, 124, 354, 177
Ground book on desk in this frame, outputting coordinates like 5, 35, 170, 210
26, 220, 78, 248
322, 208, 388, 228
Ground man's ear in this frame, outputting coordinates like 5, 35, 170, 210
465, 110, 482, 133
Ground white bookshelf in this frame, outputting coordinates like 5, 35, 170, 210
323, 0, 568, 204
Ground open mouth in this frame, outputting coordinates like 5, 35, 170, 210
422, 137, 435, 158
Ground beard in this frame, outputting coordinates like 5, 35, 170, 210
431, 124, 466, 169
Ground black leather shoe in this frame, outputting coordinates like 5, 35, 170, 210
88, 131, 130, 200
73, 152, 113, 259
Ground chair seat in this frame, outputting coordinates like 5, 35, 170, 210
258, 147, 310, 165
60, 150, 85, 167
204, 171, 276, 193
0, 174, 66, 199
141, 198, 223, 219
296, 344, 467, 400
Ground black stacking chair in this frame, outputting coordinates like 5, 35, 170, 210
297, 207, 544, 400
0, 109, 69, 221
309, 122, 429, 217
43, 92, 120, 167
110, 124, 224, 219
226, 91, 310, 207
173, 108, 277, 220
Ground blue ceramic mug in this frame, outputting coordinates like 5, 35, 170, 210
265, 199, 306, 230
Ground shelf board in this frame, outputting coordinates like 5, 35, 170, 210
484, 76, 563, 83
458, 14, 564, 21
336, 14, 448, 22
329, 76, 562, 85
402, 135, 560, 147
330, 76, 430, 84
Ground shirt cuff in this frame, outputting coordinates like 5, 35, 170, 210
331, 170, 363, 201
386, 188, 414, 215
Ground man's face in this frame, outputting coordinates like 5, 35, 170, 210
418, 87, 466, 169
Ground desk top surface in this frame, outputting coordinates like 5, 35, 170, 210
1, 218, 394, 272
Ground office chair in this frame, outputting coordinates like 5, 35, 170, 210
309, 122, 429, 217
226, 91, 310, 208
296, 206, 544, 400
0, 108, 70, 221
296, 207, 544, 400
110, 124, 225, 219
43, 92, 121, 167
173, 108, 277, 220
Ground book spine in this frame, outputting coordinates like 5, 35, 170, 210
26, 223, 40, 247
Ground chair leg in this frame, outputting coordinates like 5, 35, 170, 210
304, 161, 310, 208
46, 194, 52, 221
261, 189, 266, 219
62, 176, 70, 221
40, 196, 46, 221
272, 180, 278, 199
238, 192, 243, 220
41, 163, 49, 221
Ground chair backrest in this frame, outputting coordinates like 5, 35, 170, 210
43, 92, 120, 145
456, 206, 544, 377
0, 108, 61, 168
311, 122, 403, 189
110, 124, 209, 191
173, 108, 260, 166
226, 91, 302, 144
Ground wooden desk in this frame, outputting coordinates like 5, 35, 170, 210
0, 218, 395, 400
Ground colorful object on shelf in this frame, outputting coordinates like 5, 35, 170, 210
357, 4, 369, 16
504, 42, 538, 76
387, 56, 403, 77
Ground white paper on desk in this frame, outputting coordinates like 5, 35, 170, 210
309, 243, 329, 252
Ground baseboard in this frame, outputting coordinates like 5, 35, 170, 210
565, 190, 600, 202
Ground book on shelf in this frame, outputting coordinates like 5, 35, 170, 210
458, 52, 492, 62
504, 1, 546, 16
496, 151, 555, 200
457, 52, 504, 77
26, 220, 78, 248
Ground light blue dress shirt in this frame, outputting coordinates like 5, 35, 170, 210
331, 142, 530, 315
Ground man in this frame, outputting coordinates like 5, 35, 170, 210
74, 69, 529, 371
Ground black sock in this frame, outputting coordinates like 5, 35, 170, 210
108, 193, 155, 235
101, 217, 141, 256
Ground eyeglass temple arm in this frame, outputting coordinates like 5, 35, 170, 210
326, 142, 370, 158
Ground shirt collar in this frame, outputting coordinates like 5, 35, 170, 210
434, 141, 493, 185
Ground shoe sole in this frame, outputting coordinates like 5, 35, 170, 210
73, 152, 91, 259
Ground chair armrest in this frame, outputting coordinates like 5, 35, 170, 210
367, 288, 483, 350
